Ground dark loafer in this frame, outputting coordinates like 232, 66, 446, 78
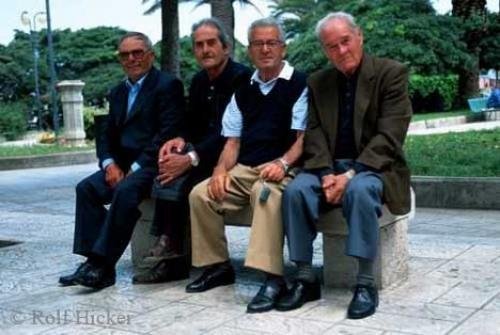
133, 257, 190, 284
275, 279, 321, 311
75, 264, 116, 290
58, 261, 92, 287
247, 279, 287, 313
347, 285, 379, 319
185, 264, 235, 293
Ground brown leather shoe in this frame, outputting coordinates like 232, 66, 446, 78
148, 234, 179, 259
133, 257, 190, 284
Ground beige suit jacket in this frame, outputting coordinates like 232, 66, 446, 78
303, 53, 412, 214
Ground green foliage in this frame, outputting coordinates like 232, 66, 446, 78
83, 106, 107, 140
0, 27, 125, 107
51, 27, 126, 105
178, 37, 201, 91
405, 129, 500, 177
275, 0, 473, 76
479, 12, 500, 71
286, 31, 328, 74
0, 102, 28, 140
409, 74, 459, 112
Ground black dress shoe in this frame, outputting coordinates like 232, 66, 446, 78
75, 264, 116, 290
275, 279, 321, 311
247, 278, 287, 313
133, 257, 190, 284
58, 261, 92, 287
347, 285, 379, 319
185, 264, 235, 293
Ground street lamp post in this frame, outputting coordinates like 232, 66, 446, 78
45, 0, 59, 133
20, 10, 46, 130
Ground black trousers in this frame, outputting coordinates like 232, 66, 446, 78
150, 165, 211, 256
73, 167, 156, 266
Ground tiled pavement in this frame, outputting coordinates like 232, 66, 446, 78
0, 163, 499, 334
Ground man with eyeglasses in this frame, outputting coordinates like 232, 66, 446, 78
132, 18, 252, 284
278, 12, 412, 319
185, 17, 308, 314
58, 32, 184, 290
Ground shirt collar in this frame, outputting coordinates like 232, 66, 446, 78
250, 61, 294, 85
125, 72, 148, 90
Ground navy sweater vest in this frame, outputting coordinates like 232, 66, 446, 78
235, 70, 307, 166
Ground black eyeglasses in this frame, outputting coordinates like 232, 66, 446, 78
117, 49, 150, 61
249, 39, 284, 49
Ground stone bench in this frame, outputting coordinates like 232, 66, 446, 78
131, 190, 415, 289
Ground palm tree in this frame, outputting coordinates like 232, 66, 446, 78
143, 0, 181, 78
182, 0, 260, 54
452, 0, 487, 103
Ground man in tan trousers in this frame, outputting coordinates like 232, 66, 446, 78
186, 17, 308, 314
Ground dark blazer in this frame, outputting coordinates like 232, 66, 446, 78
97, 66, 185, 170
303, 53, 412, 214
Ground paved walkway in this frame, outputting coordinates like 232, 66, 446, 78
0, 163, 499, 334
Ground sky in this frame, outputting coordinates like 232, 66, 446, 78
0, 0, 498, 46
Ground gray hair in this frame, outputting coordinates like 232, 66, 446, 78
118, 32, 153, 51
315, 12, 359, 39
247, 17, 285, 43
191, 17, 231, 48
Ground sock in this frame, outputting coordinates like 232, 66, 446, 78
357, 257, 375, 287
295, 261, 316, 283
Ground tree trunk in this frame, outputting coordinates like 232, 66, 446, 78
161, 0, 180, 78
211, 0, 235, 55
452, 0, 487, 104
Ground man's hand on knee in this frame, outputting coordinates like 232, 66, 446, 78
105, 163, 125, 188
207, 168, 231, 202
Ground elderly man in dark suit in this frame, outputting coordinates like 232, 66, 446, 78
277, 12, 412, 319
58, 32, 184, 289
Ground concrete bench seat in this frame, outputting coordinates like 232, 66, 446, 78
131, 189, 415, 289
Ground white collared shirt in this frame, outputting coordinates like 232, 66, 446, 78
221, 61, 308, 137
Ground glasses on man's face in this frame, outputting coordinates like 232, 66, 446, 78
249, 39, 284, 49
117, 49, 149, 61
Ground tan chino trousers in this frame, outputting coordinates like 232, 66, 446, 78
189, 164, 291, 275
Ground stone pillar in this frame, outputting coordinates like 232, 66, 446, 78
57, 80, 86, 146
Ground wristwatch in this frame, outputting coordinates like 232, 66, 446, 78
344, 169, 356, 180
277, 157, 290, 173
187, 151, 199, 167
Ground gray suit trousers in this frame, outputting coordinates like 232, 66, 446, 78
282, 160, 383, 262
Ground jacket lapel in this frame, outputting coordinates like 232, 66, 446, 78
354, 54, 375, 148
115, 83, 128, 126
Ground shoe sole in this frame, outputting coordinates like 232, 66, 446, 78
275, 291, 321, 312
75, 278, 116, 290
185, 278, 235, 293
246, 305, 275, 314
347, 307, 376, 319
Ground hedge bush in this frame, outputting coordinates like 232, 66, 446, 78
83, 106, 107, 140
0, 102, 28, 141
409, 74, 458, 113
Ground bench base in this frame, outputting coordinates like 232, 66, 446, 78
132, 197, 411, 289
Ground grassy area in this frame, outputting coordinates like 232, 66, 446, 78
0, 143, 94, 157
411, 109, 469, 122
405, 129, 500, 177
